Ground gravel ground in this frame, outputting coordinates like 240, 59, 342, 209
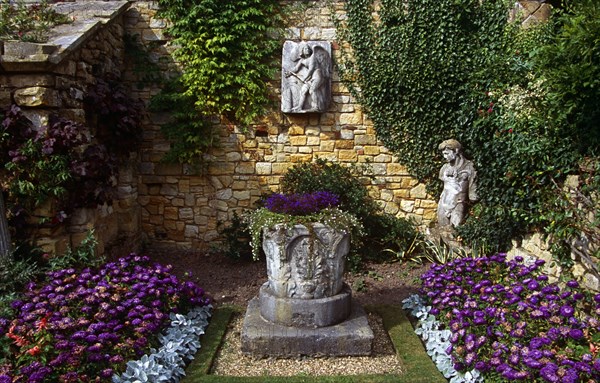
211, 311, 403, 377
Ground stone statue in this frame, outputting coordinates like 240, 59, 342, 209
437, 139, 478, 227
281, 41, 331, 113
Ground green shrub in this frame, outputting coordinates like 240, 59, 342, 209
280, 159, 420, 269
219, 212, 253, 261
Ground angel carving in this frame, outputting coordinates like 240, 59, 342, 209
282, 41, 331, 113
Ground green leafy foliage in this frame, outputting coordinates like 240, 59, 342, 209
149, 78, 216, 165
156, 0, 283, 127
336, 0, 600, 264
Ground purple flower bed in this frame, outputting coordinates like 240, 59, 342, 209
0, 254, 209, 382
263, 191, 340, 216
420, 253, 600, 382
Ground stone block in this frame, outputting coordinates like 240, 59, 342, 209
320, 141, 335, 152
354, 134, 377, 145
290, 136, 307, 146
363, 145, 380, 156
335, 140, 354, 149
236, 162, 255, 174
306, 136, 320, 146
410, 183, 428, 199
241, 297, 373, 357
290, 154, 312, 163
179, 208, 194, 220
338, 149, 357, 162
339, 112, 362, 125
387, 163, 408, 175
14, 87, 60, 107
340, 128, 354, 140
288, 126, 305, 135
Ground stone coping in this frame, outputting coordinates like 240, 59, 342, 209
0, 1, 130, 72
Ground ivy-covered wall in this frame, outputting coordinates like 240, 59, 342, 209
125, 0, 438, 249
124, 0, 556, 251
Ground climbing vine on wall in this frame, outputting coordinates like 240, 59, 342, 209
156, 0, 283, 127
334, 0, 512, 189
335, 0, 600, 259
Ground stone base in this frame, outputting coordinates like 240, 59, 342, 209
259, 283, 352, 328
241, 297, 374, 357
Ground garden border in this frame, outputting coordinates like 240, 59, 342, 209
182, 304, 445, 382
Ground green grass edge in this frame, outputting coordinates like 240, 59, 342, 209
368, 304, 446, 383
182, 304, 445, 383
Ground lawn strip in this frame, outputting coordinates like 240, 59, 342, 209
369, 304, 446, 383
183, 305, 237, 380
184, 304, 443, 383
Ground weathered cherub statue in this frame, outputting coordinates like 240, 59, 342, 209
437, 139, 478, 227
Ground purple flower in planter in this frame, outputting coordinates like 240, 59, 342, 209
264, 191, 340, 215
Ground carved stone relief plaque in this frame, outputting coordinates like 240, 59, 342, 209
281, 40, 332, 113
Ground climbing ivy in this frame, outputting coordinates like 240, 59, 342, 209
335, 0, 513, 189
335, 0, 600, 258
156, 0, 283, 127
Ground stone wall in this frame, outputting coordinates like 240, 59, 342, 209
0, 1, 141, 257
125, 0, 437, 250
0, 0, 567, 261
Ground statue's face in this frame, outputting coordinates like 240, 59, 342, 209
302, 46, 311, 56
442, 148, 457, 163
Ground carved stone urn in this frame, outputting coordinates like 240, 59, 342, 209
259, 223, 351, 327
240, 200, 374, 357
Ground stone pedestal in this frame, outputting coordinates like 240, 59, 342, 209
259, 283, 352, 328
241, 298, 374, 357
240, 222, 374, 357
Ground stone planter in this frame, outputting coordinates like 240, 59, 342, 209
262, 223, 350, 299
258, 222, 352, 328
241, 222, 374, 356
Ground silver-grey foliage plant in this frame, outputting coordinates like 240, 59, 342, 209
112, 305, 212, 383
402, 294, 482, 383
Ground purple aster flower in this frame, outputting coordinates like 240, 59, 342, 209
540, 362, 559, 383
527, 280, 540, 291
524, 357, 544, 369
566, 280, 579, 289
0, 375, 11, 383
569, 328, 584, 340
561, 367, 579, 383
560, 305, 575, 318
547, 327, 561, 341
